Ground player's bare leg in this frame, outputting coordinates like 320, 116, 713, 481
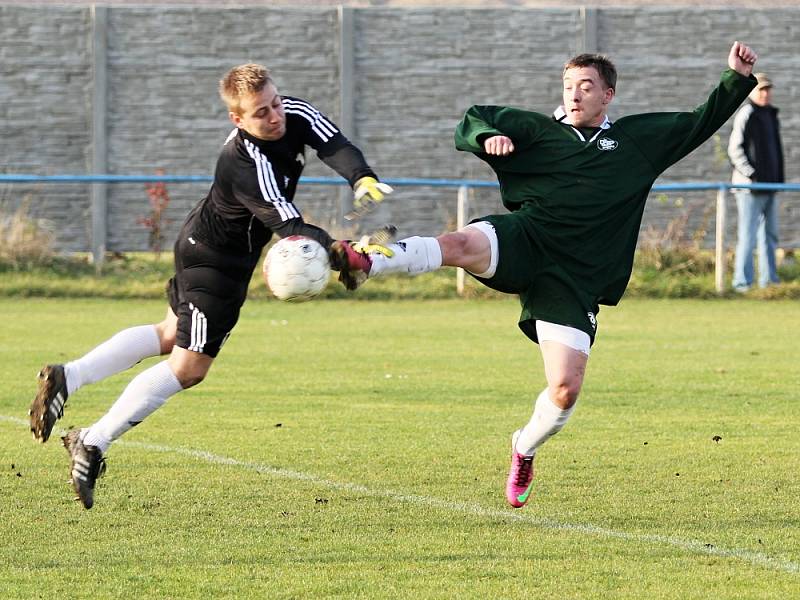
437, 226, 492, 274
507, 332, 588, 508
538, 339, 587, 412
167, 346, 214, 389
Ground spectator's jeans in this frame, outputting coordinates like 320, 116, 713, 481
733, 190, 779, 289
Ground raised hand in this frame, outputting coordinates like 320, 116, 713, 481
728, 41, 757, 78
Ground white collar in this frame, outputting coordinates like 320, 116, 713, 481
553, 107, 612, 142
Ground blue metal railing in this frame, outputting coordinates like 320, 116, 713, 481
1, 173, 799, 193
1, 174, 797, 293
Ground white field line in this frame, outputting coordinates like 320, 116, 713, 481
3, 414, 797, 575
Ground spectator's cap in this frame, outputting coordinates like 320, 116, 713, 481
754, 72, 773, 90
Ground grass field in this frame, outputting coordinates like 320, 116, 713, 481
1, 296, 798, 598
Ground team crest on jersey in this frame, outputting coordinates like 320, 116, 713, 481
597, 138, 618, 151
587, 311, 597, 330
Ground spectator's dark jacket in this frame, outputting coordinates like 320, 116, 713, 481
728, 100, 784, 184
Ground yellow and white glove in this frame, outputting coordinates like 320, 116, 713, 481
352, 238, 394, 258
354, 176, 393, 205
352, 224, 397, 258
347, 176, 393, 220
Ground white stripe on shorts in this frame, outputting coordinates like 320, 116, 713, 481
188, 302, 207, 353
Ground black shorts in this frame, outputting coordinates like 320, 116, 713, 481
167, 231, 260, 358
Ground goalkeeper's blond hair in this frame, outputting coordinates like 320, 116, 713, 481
219, 63, 273, 115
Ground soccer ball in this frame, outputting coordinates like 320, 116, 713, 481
263, 235, 331, 302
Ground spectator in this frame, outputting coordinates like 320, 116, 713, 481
728, 72, 784, 291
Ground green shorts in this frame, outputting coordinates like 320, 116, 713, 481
469, 213, 600, 345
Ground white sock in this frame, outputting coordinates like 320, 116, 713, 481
369, 236, 443, 276
515, 388, 576, 456
82, 361, 183, 453
64, 325, 161, 396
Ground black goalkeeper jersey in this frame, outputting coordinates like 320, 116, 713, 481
186, 95, 376, 255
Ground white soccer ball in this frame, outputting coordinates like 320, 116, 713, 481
263, 235, 331, 302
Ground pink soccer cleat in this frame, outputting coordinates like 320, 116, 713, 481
329, 240, 373, 290
505, 429, 535, 508
329, 226, 396, 290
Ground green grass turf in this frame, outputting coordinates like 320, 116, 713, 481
1, 297, 798, 598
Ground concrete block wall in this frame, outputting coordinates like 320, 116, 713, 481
1, 5, 798, 251
103, 7, 343, 250
597, 8, 800, 248
0, 6, 93, 250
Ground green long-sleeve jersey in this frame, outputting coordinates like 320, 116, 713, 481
455, 69, 756, 305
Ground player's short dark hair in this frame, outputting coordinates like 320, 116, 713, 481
564, 53, 617, 90
219, 63, 273, 114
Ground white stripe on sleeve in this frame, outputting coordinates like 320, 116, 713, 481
283, 99, 339, 142
242, 139, 300, 222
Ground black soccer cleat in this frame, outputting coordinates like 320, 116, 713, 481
62, 429, 106, 510
29, 364, 69, 443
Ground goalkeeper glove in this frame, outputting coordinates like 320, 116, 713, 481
349, 176, 393, 219
352, 238, 394, 258
351, 224, 397, 258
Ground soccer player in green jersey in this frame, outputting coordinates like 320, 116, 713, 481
360, 41, 759, 508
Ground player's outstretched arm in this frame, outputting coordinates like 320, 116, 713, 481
728, 41, 757, 78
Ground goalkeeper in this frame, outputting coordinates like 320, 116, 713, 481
28, 63, 391, 509
360, 41, 759, 508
